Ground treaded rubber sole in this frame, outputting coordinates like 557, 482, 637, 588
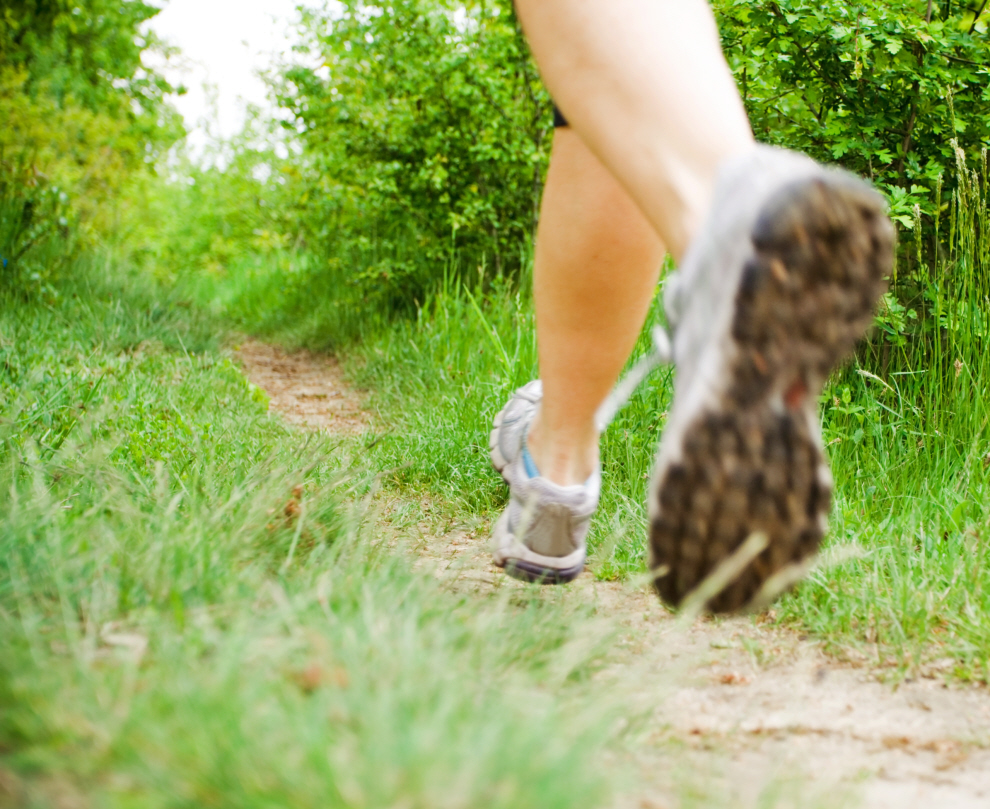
649, 176, 894, 613
500, 558, 584, 584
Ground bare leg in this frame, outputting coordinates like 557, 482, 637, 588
519, 0, 751, 481
526, 128, 664, 486
514, 0, 754, 260
494, 0, 892, 602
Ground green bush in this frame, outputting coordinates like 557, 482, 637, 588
715, 0, 990, 230
274, 0, 549, 305
218, 0, 986, 324
0, 0, 182, 292
117, 116, 308, 284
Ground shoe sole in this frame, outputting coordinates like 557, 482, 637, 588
649, 176, 894, 613
501, 558, 585, 584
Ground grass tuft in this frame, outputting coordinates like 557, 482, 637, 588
0, 261, 621, 807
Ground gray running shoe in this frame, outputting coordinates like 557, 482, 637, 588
489, 381, 599, 583
649, 146, 894, 612
489, 379, 542, 482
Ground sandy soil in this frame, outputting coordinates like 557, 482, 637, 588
236, 339, 368, 435
236, 341, 990, 809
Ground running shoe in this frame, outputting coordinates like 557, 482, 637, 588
489, 381, 598, 583
649, 146, 894, 612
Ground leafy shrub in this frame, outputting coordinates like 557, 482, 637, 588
0, 0, 182, 292
274, 0, 549, 305
714, 1, 990, 381
117, 115, 308, 284
259, 0, 990, 311
715, 0, 990, 230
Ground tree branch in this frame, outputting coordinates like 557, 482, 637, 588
896, 95, 918, 180
942, 52, 987, 66
969, 0, 988, 34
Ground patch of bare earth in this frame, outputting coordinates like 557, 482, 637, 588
236, 339, 368, 435
239, 341, 990, 809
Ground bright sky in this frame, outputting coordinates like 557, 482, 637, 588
145, 0, 309, 156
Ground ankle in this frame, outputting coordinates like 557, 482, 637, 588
526, 417, 599, 487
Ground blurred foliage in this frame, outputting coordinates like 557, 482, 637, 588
226, 0, 988, 309
6, 0, 990, 337
119, 113, 306, 284
0, 0, 183, 292
273, 0, 549, 306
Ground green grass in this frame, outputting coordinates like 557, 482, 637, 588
348, 275, 990, 682
191, 148, 990, 684
5, 147, 987, 804
0, 259, 627, 807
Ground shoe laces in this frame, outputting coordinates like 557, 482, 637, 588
594, 325, 673, 432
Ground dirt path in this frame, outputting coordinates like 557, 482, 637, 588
237, 342, 990, 809
236, 340, 368, 434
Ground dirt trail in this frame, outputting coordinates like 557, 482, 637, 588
236, 340, 368, 434
237, 342, 990, 809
